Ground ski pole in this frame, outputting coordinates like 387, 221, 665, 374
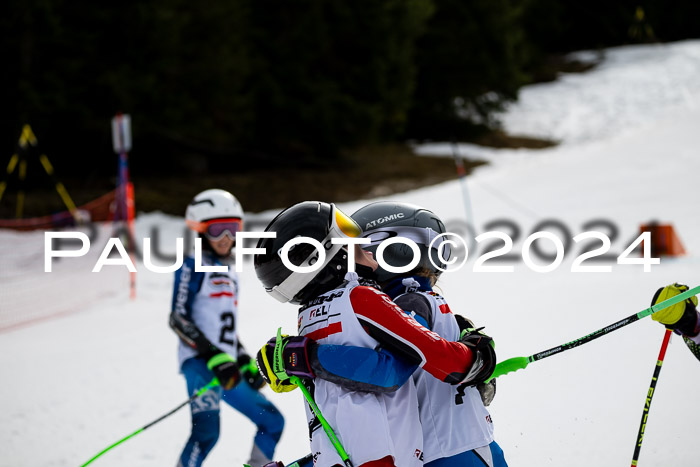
271, 328, 352, 466
80, 378, 220, 466
290, 375, 353, 467
488, 285, 699, 381
451, 141, 476, 233
630, 329, 672, 467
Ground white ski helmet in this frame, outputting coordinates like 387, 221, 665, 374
185, 189, 244, 237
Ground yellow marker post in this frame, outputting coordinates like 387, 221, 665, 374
40, 154, 78, 215
1, 125, 80, 220
19, 125, 38, 148
0, 154, 20, 203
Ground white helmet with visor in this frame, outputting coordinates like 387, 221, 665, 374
185, 189, 244, 241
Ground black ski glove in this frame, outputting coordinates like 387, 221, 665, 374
262, 454, 314, 467
238, 353, 265, 390
206, 352, 241, 390
458, 327, 496, 386
477, 379, 497, 406
454, 314, 475, 333
256, 334, 317, 393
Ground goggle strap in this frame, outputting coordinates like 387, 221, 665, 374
269, 241, 344, 302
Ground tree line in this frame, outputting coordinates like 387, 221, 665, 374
2, 0, 698, 178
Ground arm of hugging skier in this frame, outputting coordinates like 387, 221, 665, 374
311, 344, 418, 392
298, 291, 495, 392
350, 285, 478, 384
291, 294, 433, 392
255, 333, 416, 392
257, 287, 493, 390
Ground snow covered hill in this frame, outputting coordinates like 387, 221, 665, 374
1, 40, 699, 467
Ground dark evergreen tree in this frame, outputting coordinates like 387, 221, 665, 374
1, 0, 698, 177
405, 0, 530, 140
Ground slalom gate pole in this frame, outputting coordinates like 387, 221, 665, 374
487, 285, 700, 381
80, 379, 219, 466
451, 141, 475, 232
630, 329, 672, 466
111, 114, 136, 299
290, 375, 353, 467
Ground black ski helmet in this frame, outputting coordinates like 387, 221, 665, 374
351, 201, 449, 283
254, 201, 363, 305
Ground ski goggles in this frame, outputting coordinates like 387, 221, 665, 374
331, 204, 363, 239
187, 217, 243, 241
267, 204, 362, 303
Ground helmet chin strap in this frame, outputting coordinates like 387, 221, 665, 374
354, 263, 377, 281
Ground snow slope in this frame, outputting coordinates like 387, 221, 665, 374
1, 39, 699, 467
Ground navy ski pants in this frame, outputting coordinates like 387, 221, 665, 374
178, 357, 284, 467
425, 441, 508, 467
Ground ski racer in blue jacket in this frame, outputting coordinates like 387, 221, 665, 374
258, 202, 506, 467
170, 189, 284, 467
